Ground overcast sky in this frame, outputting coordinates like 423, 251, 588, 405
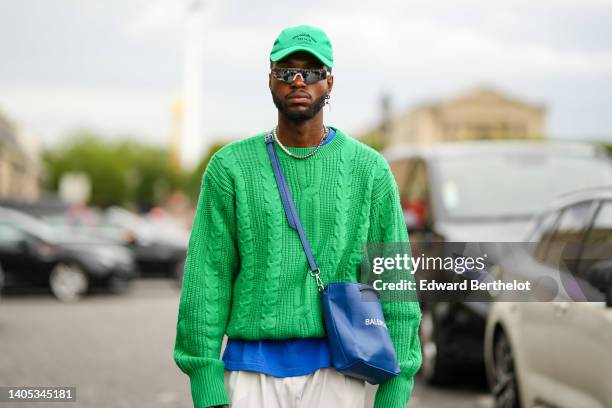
1, 0, 611, 157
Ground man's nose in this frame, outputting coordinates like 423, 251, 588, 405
290, 72, 306, 87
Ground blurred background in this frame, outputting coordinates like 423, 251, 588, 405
1, 1, 611, 407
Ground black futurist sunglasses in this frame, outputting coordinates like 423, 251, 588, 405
270, 67, 330, 85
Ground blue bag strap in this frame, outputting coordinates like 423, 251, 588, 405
264, 132, 324, 291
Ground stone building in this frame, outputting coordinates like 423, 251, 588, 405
0, 111, 43, 201
387, 87, 546, 147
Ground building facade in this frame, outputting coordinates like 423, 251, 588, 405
0, 112, 43, 201
387, 87, 546, 147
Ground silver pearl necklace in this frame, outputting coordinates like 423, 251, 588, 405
272, 126, 329, 159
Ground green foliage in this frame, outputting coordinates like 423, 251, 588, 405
43, 131, 126, 207
43, 130, 192, 209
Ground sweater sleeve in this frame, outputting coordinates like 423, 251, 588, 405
173, 154, 238, 408
368, 160, 423, 408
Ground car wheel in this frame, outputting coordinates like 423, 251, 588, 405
420, 308, 455, 385
492, 330, 521, 408
49, 263, 89, 302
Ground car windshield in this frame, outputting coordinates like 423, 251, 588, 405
433, 154, 612, 220
10, 211, 61, 242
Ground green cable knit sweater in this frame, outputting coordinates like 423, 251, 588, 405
173, 128, 422, 408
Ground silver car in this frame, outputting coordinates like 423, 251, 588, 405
484, 187, 612, 408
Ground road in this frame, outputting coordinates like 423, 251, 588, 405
0, 279, 492, 408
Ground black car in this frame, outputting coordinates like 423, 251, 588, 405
2, 202, 188, 283
0, 207, 138, 301
103, 207, 187, 281
0, 261, 4, 298
383, 140, 612, 385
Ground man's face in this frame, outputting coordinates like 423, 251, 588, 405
269, 51, 334, 122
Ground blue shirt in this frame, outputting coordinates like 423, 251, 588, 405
221, 127, 336, 378
222, 337, 333, 377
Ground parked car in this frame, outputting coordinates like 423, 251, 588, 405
383, 140, 612, 385
484, 187, 612, 408
0, 207, 137, 301
8, 203, 189, 283
103, 207, 188, 281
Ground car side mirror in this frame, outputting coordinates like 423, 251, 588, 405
587, 260, 612, 307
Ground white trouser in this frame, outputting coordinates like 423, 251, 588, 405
223, 368, 367, 408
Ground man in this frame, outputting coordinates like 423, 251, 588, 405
173, 25, 422, 408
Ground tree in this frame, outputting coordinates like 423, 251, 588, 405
43, 130, 188, 209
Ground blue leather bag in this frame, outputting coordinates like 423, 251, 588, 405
265, 133, 401, 384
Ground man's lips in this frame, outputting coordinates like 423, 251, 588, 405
287, 93, 311, 104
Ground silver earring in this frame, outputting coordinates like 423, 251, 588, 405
325, 94, 331, 112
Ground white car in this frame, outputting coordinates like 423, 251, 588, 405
484, 187, 612, 408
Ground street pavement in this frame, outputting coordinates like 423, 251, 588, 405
0, 279, 492, 408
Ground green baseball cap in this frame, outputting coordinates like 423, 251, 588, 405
270, 25, 334, 68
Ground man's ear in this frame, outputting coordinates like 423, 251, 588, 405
327, 74, 334, 93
